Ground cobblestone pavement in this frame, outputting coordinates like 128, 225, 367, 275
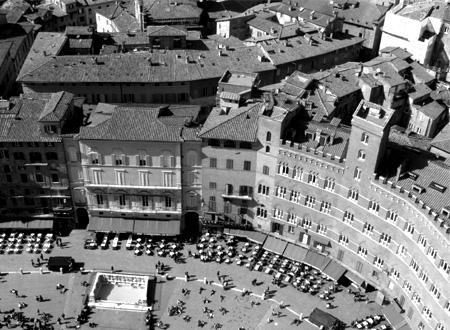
0, 230, 388, 330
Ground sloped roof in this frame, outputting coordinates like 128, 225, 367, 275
146, 25, 188, 37
38, 91, 74, 122
77, 105, 201, 142
142, 0, 202, 20
0, 93, 75, 143
199, 103, 264, 142
431, 122, 450, 153
96, 5, 140, 32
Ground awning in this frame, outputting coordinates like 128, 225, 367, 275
345, 271, 366, 288
382, 304, 409, 330
109, 218, 135, 233
26, 220, 54, 230
134, 219, 180, 236
304, 250, 330, 270
0, 220, 28, 229
87, 217, 134, 233
245, 231, 267, 244
220, 91, 240, 101
310, 233, 330, 247
227, 229, 267, 244
263, 236, 288, 255
282, 243, 308, 263
322, 260, 346, 281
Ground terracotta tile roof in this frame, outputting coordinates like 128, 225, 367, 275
413, 99, 446, 120
248, 17, 282, 35
96, 5, 140, 32
65, 26, 94, 36
146, 25, 188, 37
18, 37, 276, 83
389, 126, 432, 152
260, 33, 364, 66
38, 91, 74, 122
379, 47, 413, 60
410, 61, 435, 84
199, 0, 251, 20
431, 122, 450, 153
142, 0, 202, 21
382, 155, 450, 216
408, 84, 431, 103
77, 104, 201, 142
0, 93, 76, 143
199, 103, 264, 142
335, 1, 391, 28
17, 32, 67, 81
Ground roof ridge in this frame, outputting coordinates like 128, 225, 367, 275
17, 56, 56, 80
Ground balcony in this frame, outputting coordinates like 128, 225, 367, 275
221, 190, 253, 200
91, 204, 182, 214
85, 182, 182, 190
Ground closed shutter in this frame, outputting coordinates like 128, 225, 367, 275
135, 155, 140, 166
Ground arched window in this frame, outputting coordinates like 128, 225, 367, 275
361, 132, 369, 144
354, 167, 362, 180
186, 150, 197, 166
358, 150, 366, 161
266, 131, 272, 142
208, 139, 220, 147
224, 140, 236, 148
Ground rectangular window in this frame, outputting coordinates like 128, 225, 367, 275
263, 165, 269, 175
116, 171, 125, 185
337, 249, 344, 261
51, 173, 59, 183
92, 170, 102, 184
142, 195, 149, 207
209, 182, 217, 189
343, 211, 354, 224
243, 161, 251, 171
305, 196, 315, 208
96, 194, 104, 205
139, 171, 149, 186
163, 172, 174, 187
320, 201, 331, 214
356, 261, 363, 273
226, 159, 234, 169
210, 158, 217, 168
119, 195, 127, 206
21, 174, 28, 183
407, 307, 414, 320
35, 173, 44, 183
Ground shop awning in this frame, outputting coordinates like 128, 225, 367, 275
310, 234, 330, 247
382, 304, 409, 330
87, 217, 134, 233
345, 271, 366, 288
263, 236, 288, 255
246, 231, 267, 244
304, 250, 330, 270
227, 229, 267, 244
282, 243, 308, 263
0, 220, 28, 229
134, 219, 180, 236
322, 260, 346, 281
26, 220, 54, 230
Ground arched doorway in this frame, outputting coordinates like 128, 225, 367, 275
184, 212, 200, 238
76, 208, 89, 229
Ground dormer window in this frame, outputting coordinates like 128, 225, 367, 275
45, 125, 57, 134
429, 181, 446, 193
442, 207, 450, 218
411, 184, 425, 194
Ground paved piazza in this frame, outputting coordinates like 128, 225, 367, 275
0, 230, 389, 329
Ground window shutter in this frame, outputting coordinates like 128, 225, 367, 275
97, 154, 102, 165
135, 155, 140, 165
88, 153, 93, 164
111, 154, 116, 165
160, 156, 164, 167
121, 154, 126, 165
170, 156, 175, 167
146, 155, 151, 166
249, 187, 253, 196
